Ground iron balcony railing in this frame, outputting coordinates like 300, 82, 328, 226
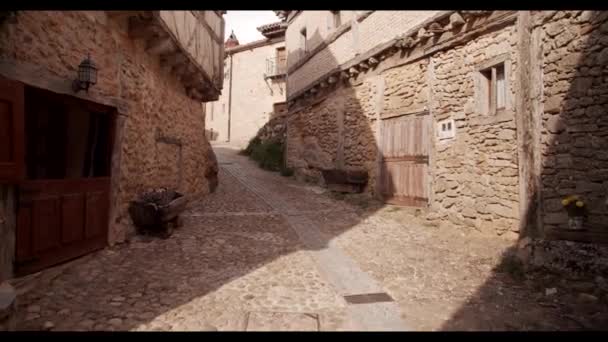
265, 57, 287, 78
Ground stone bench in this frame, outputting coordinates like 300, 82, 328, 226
0, 282, 17, 331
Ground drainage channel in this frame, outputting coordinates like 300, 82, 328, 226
222, 164, 409, 331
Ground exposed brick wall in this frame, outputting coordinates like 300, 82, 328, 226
286, 11, 440, 96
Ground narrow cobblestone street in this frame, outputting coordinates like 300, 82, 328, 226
11, 145, 608, 331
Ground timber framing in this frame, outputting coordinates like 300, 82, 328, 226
114, 11, 223, 102
288, 11, 518, 106
226, 36, 285, 55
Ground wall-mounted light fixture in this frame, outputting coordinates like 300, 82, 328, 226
72, 54, 97, 93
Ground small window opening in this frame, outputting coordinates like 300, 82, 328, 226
437, 118, 455, 140
332, 11, 342, 28
300, 28, 308, 56
479, 62, 507, 115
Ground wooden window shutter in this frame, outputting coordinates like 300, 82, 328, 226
0, 76, 25, 183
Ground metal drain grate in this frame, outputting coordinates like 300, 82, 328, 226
343, 292, 394, 304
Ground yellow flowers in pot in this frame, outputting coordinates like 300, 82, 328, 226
562, 195, 585, 208
562, 195, 587, 230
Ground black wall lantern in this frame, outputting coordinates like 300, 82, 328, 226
72, 54, 97, 93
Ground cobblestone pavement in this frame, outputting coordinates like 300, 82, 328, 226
10, 145, 607, 331
11, 149, 354, 331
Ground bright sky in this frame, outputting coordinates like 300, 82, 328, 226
224, 11, 280, 44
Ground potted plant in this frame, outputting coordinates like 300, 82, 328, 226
562, 195, 587, 230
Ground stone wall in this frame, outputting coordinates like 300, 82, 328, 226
534, 11, 608, 237
286, 14, 522, 236
427, 24, 520, 235
0, 11, 217, 246
286, 11, 440, 96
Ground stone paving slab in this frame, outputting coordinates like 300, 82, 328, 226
246, 311, 319, 331
222, 163, 410, 331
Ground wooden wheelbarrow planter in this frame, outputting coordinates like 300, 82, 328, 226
321, 169, 369, 194
128, 191, 188, 238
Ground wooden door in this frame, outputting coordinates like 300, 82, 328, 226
379, 113, 431, 207
15, 178, 110, 275
13, 86, 114, 276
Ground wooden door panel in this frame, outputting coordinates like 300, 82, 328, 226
0, 77, 25, 183
16, 178, 110, 275
61, 193, 85, 244
380, 113, 430, 207
31, 197, 61, 253
0, 101, 13, 161
85, 191, 108, 239
15, 206, 32, 262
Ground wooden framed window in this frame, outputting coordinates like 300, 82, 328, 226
0, 76, 25, 183
479, 62, 507, 115
276, 47, 287, 75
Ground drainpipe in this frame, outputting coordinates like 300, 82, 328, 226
226, 53, 234, 142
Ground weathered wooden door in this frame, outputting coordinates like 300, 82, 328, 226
12, 85, 114, 276
379, 113, 431, 207
16, 179, 110, 275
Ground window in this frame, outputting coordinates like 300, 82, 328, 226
437, 118, 455, 140
276, 47, 287, 75
300, 28, 307, 56
479, 62, 507, 115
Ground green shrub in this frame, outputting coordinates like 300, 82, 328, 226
243, 136, 262, 156
249, 140, 284, 172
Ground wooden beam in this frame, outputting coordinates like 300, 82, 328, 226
146, 36, 176, 55
106, 11, 137, 21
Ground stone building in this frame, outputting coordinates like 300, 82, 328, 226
281, 10, 608, 246
0, 11, 225, 280
205, 21, 287, 148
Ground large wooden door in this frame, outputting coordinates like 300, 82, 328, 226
16, 179, 110, 275
13, 85, 114, 276
379, 112, 431, 207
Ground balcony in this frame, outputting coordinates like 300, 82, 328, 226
264, 57, 287, 80
107, 11, 225, 101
